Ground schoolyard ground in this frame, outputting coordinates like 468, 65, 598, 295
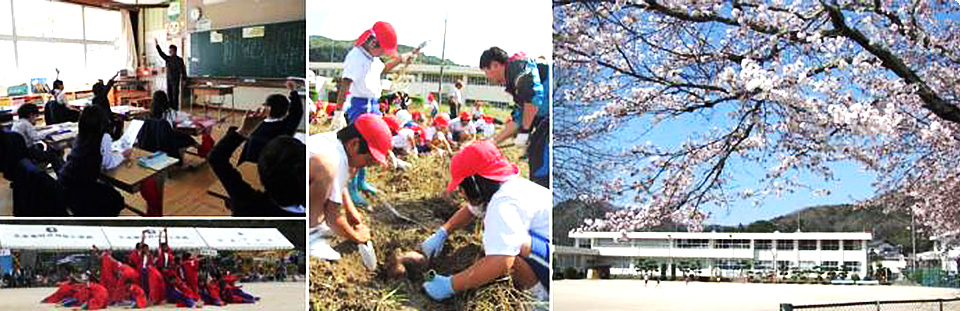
554, 279, 960, 311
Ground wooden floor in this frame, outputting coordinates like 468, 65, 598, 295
0, 107, 257, 216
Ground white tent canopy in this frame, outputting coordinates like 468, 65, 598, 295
0, 225, 111, 251
0, 225, 294, 251
101, 227, 208, 251
194, 228, 295, 251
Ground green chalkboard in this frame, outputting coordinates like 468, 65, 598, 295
189, 20, 305, 78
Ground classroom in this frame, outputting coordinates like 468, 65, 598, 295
0, 0, 307, 217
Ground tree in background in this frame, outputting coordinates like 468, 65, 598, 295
555, 0, 960, 235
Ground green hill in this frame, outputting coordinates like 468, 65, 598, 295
309, 35, 462, 66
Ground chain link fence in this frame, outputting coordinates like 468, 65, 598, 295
781, 298, 960, 311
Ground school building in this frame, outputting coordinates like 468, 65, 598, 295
309, 62, 513, 108
556, 231, 873, 278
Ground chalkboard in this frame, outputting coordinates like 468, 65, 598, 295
189, 20, 305, 78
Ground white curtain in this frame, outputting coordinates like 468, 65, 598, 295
120, 9, 138, 70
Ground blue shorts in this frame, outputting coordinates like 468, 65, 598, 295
346, 97, 381, 124
524, 230, 550, 290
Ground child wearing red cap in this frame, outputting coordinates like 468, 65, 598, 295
448, 111, 477, 143
419, 140, 550, 302
308, 114, 392, 267
426, 114, 453, 155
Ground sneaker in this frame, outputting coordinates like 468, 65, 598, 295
309, 224, 341, 261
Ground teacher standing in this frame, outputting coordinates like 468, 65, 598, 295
155, 38, 187, 110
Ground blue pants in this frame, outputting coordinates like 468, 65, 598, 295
166, 288, 197, 307
346, 97, 380, 124
524, 230, 550, 290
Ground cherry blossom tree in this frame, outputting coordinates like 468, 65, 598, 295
554, 0, 960, 234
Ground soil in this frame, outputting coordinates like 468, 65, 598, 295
309, 119, 535, 311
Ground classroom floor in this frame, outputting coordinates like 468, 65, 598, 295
0, 107, 255, 216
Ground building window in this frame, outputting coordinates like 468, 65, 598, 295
799, 240, 818, 250
753, 260, 773, 270
776, 240, 794, 250
821, 240, 840, 251
843, 240, 863, 250
422, 73, 442, 83
468, 75, 492, 86
676, 239, 708, 249
441, 74, 459, 83
799, 261, 817, 269
755, 240, 772, 250
715, 239, 750, 249
577, 239, 591, 249
637, 239, 670, 248
821, 261, 839, 271
842, 261, 862, 272
776, 260, 794, 270
718, 260, 745, 270
596, 238, 631, 247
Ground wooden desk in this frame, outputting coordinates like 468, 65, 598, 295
175, 116, 219, 136
207, 163, 262, 202
103, 148, 180, 216
191, 85, 235, 121
38, 122, 78, 149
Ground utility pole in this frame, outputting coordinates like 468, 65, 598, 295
437, 15, 448, 106
911, 213, 917, 270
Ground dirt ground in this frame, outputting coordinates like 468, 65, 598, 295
554, 280, 960, 311
0, 281, 306, 311
309, 113, 539, 310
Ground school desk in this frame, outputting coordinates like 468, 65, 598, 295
174, 115, 219, 136
103, 148, 180, 216
190, 85, 235, 121
207, 162, 262, 205
38, 122, 78, 149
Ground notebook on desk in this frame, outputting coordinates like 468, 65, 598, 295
113, 119, 144, 152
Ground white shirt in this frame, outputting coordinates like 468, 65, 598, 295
392, 128, 416, 153
11, 118, 40, 146
450, 88, 463, 104
100, 133, 124, 170
482, 177, 551, 256
342, 46, 384, 99
478, 121, 496, 138
308, 132, 350, 204
425, 126, 438, 142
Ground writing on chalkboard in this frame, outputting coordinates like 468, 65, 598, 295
189, 20, 305, 79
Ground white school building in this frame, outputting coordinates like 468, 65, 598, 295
557, 231, 873, 278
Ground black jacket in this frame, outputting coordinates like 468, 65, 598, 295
157, 44, 187, 83
237, 90, 304, 164
209, 128, 304, 217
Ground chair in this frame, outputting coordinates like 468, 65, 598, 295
11, 158, 68, 216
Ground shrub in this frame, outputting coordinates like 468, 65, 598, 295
564, 267, 580, 280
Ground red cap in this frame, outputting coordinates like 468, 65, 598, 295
355, 21, 398, 57
353, 114, 393, 165
411, 111, 423, 122
459, 111, 471, 122
446, 140, 519, 192
433, 114, 450, 128
427, 93, 435, 102
482, 114, 494, 124
382, 114, 401, 135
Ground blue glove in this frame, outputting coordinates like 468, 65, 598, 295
422, 274, 454, 301
420, 227, 448, 259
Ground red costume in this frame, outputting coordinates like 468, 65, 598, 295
42, 281, 81, 303
147, 266, 166, 305
201, 280, 224, 306
129, 284, 147, 308
182, 258, 200, 300
84, 283, 109, 310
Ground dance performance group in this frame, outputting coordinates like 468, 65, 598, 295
41, 229, 259, 309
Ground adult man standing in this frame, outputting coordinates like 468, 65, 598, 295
448, 79, 465, 120
155, 38, 187, 110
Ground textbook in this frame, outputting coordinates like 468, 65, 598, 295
137, 151, 178, 171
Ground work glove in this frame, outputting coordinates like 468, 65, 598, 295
420, 227, 448, 259
422, 274, 454, 301
514, 133, 529, 147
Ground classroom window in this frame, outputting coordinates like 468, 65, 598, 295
843, 240, 863, 250
441, 74, 459, 83
0, 0, 11, 35
637, 239, 670, 248
596, 238, 630, 247
675, 239, 708, 249
753, 260, 773, 270
468, 75, 492, 86
799, 240, 818, 250
843, 261, 861, 272
776, 240, 794, 250
422, 73, 441, 83
755, 239, 772, 250
83, 7, 121, 42
15, 0, 84, 39
776, 260, 793, 269
821, 261, 839, 271
715, 239, 750, 249
821, 240, 840, 251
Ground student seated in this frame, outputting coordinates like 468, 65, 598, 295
209, 109, 306, 216
237, 81, 304, 164
58, 105, 131, 216
12, 103, 64, 171
137, 91, 197, 159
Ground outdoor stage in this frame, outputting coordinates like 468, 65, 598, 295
0, 281, 305, 311
554, 279, 960, 311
